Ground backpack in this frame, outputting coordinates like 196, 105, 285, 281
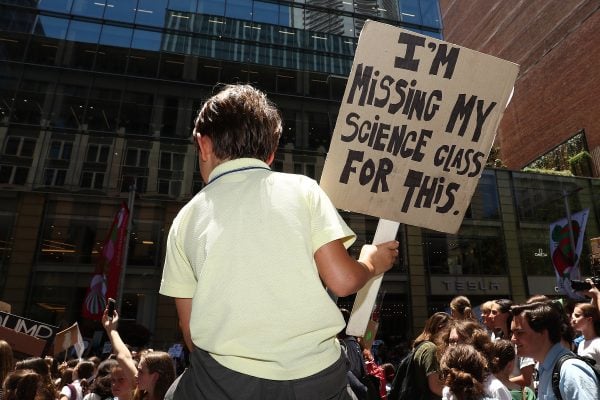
551, 353, 600, 400
388, 342, 427, 400
340, 338, 380, 400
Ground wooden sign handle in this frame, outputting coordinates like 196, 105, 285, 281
346, 219, 400, 337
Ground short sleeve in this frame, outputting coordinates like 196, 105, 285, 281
159, 215, 197, 298
308, 179, 356, 251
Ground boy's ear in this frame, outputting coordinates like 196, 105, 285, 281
266, 152, 275, 166
198, 134, 213, 162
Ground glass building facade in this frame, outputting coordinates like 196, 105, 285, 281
1, 0, 599, 352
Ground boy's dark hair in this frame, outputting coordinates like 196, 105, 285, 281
195, 84, 282, 162
75, 360, 95, 380
511, 301, 564, 344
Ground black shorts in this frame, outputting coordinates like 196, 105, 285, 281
170, 347, 352, 400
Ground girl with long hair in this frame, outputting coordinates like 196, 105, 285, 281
0, 340, 14, 399
409, 311, 452, 399
571, 302, 600, 364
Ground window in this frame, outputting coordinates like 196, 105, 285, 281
125, 148, 149, 167
86, 144, 110, 163
4, 136, 36, 157
121, 175, 147, 193
0, 165, 29, 185
158, 179, 182, 197
43, 169, 67, 186
48, 140, 73, 160
423, 227, 506, 275
293, 163, 316, 179
80, 171, 104, 189
159, 152, 184, 170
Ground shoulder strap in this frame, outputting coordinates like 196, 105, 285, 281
67, 383, 78, 400
551, 352, 600, 400
552, 353, 573, 400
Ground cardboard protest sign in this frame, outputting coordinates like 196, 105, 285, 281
0, 311, 59, 357
0, 301, 10, 313
52, 322, 85, 358
0, 325, 47, 357
0, 310, 58, 341
321, 21, 519, 234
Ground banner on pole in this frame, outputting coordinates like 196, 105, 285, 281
550, 208, 589, 299
82, 202, 129, 320
320, 21, 519, 234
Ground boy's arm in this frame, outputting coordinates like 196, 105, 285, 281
314, 239, 398, 297
175, 297, 195, 352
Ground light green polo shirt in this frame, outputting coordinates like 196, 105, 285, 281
160, 158, 356, 380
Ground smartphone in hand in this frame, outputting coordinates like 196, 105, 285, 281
107, 298, 116, 320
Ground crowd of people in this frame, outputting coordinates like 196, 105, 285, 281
0, 307, 176, 400
2, 286, 598, 400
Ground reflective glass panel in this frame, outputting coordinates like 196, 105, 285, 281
198, 0, 225, 16
420, 0, 441, 29
399, 0, 422, 25
225, 0, 252, 21
71, 0, 106, 18
131, 28, 161, 51
37, 0, 73, 13
66, 20, 101, 44
135, 0, 167, 27
253, 1, 279, 25
33, 15, 68, 40
99, 25, 133, 48
104, 0, 137, 23
168, 0, 197, 12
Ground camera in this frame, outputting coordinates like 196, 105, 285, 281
571, 277, 600, 291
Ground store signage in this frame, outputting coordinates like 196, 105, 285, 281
429, 276, 509, 295
320, 21, 519, 234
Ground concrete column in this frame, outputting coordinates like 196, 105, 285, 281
2, 193, 45, 315
406, 224, 428, 338
496, 169, 528, 303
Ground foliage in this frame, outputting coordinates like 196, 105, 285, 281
486, 146, 506, 168
568, 150, 592, 177
526, 131, 586, 171
521, 167, 573, 176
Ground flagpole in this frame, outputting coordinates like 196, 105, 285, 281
117, 185, 135, 311
563, 189, 576, 266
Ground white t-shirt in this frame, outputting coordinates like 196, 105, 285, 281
441, 375, 511, 400
60, 380, 83, 400
483, 374, 512, 400
578, 337, 600, 365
